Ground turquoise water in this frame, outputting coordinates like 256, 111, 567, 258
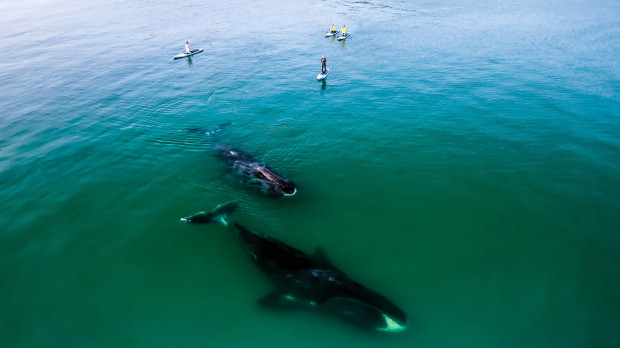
1, 0, 619, 346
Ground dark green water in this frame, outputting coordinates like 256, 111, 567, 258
1, 0, 619, 346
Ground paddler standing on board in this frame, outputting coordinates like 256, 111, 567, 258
341, 25, 347, 36
185, 41, 191, 54
321, 55, 327, 74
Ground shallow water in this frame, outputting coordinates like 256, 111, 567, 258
1, 0, 619, 347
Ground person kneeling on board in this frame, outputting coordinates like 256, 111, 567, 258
330, 24, 337, 33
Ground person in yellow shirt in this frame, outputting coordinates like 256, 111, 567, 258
341, 25, 347, 36
329, 24, 337, 33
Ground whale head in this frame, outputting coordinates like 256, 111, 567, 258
323, 295, 407, 332
279, 181, 297, 196
255, 166, 297, 197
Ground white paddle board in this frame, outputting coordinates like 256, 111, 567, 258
173, 48, 204, 60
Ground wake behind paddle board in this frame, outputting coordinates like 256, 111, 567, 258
173, 48, 204, 60
317, 68, 329, 81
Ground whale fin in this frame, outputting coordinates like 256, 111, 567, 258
312, 247, 332, 266
181, 202, 239, 226
180, 210, 213, 224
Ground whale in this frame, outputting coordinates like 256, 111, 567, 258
189, 124, 296, 197
181, 203, 407, 331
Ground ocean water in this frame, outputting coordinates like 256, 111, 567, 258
1, 0, 619, 346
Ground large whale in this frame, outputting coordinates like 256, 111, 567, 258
181, 203, 407, 331
189, 124, 296, 197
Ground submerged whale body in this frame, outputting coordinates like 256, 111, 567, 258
189, 124, 296, 197
182, 203, 407, 331
214, 143, 296, 196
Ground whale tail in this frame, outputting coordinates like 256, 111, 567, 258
187, 123, 231, 136
181, 202, 239, 227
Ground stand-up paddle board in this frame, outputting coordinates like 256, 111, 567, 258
173, 48, 204, 60
337, 33, 350, 41
325, 31, 339, 37
317, 69, 329, 81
